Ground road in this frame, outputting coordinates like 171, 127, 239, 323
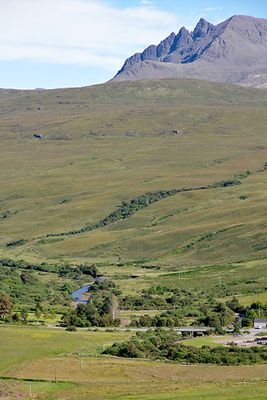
216, 328, 267, 346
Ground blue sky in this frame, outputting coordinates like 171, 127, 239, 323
0, 0, 267, 89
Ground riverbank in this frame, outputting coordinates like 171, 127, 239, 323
71, 284, 90, 304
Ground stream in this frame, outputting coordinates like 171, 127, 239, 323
71, 284, 90, 303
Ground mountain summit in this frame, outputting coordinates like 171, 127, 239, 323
112, 15, 267, 88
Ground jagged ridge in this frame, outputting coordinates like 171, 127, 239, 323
113, 15, 267, 88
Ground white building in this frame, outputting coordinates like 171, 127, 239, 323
254, 318, 267, 328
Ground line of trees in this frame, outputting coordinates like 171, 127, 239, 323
46, 178, 242, 238
104, 329, 267, 365
122, 287, 236, 329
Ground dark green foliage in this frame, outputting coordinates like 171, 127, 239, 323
45, 174, 245, 239
124, 288, 236, 329
0, 258, 98, 279
0, 259, 97, 310
210, 179, 241, 188
62, 298, 120, 328
198, 303, 235, 328
233, 322, 241, 334
0, 210, 11, 219
58, 265, 81, 280
104, 329, 267, 365
234, 170, 251, 180
78, 264, 98, 278
123, 287, 203, 311
122, 294, 167, 311
0, 261, 73, 309
58, 263, 98, 279
226, 297, 267, 328
0, 265, 68, 309
226, 297, 246, 314
20, 272, 38, 285
62, 279, 120, 327
66, 325, 77, 332
241, 317, 253, 327
48, 188, 186, 237
0, 258, 56, 273
6, 239, 28, 248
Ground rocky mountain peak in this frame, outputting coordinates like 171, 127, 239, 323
156, 32, 176, 58
112, 15, 267, 88
173, 27, 191, 48
192, 18, 214, 39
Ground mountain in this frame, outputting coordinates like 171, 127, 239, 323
112, 15, 267, 88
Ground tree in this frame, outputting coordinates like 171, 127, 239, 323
79, 264, 98, 278
107, 295, 119, 322
233, 322, 241, 335
241, 316, 253, 327
0, 292, 12, 318
12, 313, 19, 323
20, 272, 36, 285
35, 309, 42, 319
20, 307, 28, 323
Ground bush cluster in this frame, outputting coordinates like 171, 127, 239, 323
104, 329, 267, 365
62, 279, 120, 327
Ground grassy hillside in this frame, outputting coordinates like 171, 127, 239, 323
0, 78, 267, 300
1, 79, 267, 139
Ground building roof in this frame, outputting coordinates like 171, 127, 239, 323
254, 318, 267, 323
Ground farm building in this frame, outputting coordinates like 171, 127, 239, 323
254, 318, 267, 328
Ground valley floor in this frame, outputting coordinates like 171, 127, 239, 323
0, 325, 267, 400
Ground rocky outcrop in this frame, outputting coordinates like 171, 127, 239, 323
112, 15, 267, 88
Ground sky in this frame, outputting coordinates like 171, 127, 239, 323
0, 0, 267, 89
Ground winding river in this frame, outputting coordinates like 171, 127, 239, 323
71, 284, 90, 303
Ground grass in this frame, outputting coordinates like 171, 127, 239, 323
2, 326, 267, 400
0, 78, 267, 397
0, 380, 75, 400
237, 292, 267, 306
0, 325, 267, 400
0, 325, 131, 375
182, 335, 218, 347
116, 383, 267, 400
0, 78, 267, 268
106, 258, 267, 300
27, 312, 62, 325
3, 379, 267, 400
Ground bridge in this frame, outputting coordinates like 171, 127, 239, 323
174, 327, 214, 336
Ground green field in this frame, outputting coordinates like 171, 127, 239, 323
0, 326, 267, 400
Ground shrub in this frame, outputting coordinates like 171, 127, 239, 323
66, 325, 77, 332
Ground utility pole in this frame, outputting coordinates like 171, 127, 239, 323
54, 367, 57, 383
29, 384, 32, 398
